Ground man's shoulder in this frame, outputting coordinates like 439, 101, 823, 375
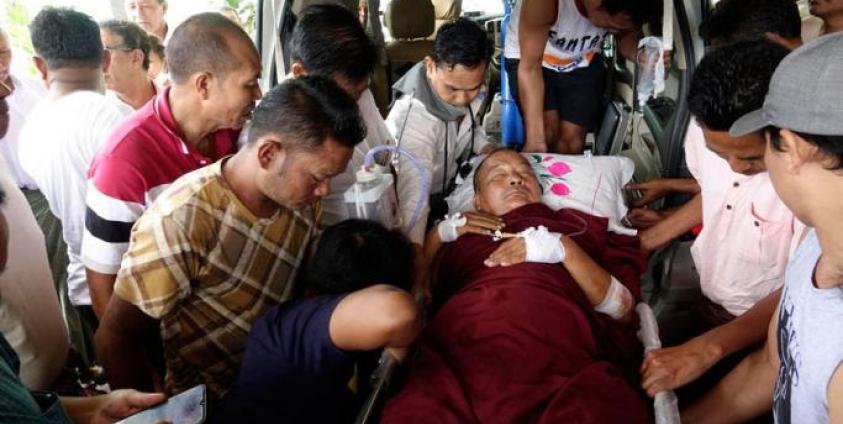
386, 95, 440, 127
140, 164, 227, 224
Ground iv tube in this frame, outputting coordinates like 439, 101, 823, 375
362, 145, 429, 234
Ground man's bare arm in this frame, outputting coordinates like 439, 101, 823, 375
95, 296, 159, 391
517, 0, 556, 152
87, 269, 117, 319
682, 303, 781, 424
639, 193, 702, 252
830, 364, 843, 424
329, 285, 422, 357
642, 288, 781, 396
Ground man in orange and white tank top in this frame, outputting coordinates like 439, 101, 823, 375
504, 0, 657, 153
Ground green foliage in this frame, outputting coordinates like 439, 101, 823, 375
2, 0, 37, 76
221, 0, 256, 36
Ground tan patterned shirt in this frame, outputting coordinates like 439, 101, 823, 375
113, 159, 319, 398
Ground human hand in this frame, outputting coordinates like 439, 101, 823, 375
521, 139, 548, 153
626, 207, 666, 230
437, 212, 504, 242
626, 179, 672, 207
485, 226, 565, 267
90, 389, 166, 424
640, 337, 722, 397
484, 237, 526, 267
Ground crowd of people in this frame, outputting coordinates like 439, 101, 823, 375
0, 0, 840, 422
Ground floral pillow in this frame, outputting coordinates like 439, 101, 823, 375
446, 153, 636, 236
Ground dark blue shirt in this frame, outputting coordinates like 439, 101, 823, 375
214, 294, 362, 423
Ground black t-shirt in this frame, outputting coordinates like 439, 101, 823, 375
214, 294, 364, 423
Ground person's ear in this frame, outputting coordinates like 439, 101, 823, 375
33, 56, 48, 86
194, 72, 212, 100
764, 32, 802, 51
102, 50, 112, 73
473, 192, 486, 212
779, 128, 820, 174
290, 62, 307, 79
424, 56, 436, 77
256, 137, 285, 171
132, 49, 144, 67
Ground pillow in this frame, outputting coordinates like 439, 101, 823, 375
446, 153, 637, 236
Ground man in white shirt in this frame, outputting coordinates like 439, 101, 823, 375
100, 20, 158, 114
17, 8, 127, 331
286, 4, 395, 227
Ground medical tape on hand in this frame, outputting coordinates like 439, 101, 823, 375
521, 226, 565, 263
595, 276, 634, 320
437, 213, 467, 243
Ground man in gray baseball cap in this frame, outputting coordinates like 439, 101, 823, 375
684, 32, 843, 424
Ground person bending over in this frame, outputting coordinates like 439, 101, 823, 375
214, 219, 422, 423
386, 18, 498, 248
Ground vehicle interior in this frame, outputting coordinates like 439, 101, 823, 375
254, 0, 712, 420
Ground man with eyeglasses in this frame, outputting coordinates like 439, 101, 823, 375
100, 20, 158, 114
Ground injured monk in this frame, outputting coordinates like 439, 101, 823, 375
381, 149, 651, 423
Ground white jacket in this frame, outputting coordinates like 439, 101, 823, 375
386, 93, 491, 244
321, 89, 395, 226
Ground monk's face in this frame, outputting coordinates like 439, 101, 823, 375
474, 150, 541, 216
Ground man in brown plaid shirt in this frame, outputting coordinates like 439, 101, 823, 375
94, 75, 365, 400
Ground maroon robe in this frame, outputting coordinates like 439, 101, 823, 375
381, 203, 651, 423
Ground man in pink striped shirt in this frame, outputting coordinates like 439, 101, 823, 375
81, 13, 261, 318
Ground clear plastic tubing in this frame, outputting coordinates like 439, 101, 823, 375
363, 145, 429, 234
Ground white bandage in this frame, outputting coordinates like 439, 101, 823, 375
595, 276, 634, 320
437, 213, 467, 243
521, 226, 565, 263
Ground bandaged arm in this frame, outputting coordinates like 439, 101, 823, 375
559, 236, 635, 322
519, 227, 635, 321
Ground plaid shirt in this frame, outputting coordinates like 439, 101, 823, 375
113, 160, 319, 398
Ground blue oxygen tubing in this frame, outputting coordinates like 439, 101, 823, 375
362, 145, 429, 233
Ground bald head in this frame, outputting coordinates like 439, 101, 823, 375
166, 12, 257, 84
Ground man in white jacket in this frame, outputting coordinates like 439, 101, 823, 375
287, 4, 395, 226
387, 18, 497, 246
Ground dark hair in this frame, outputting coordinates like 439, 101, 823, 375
307, 219, 414, 295
246, 75, 365, 150
689, 40, 790, 131
600, 0, 659, 27
148, 34, 165, 60
100, 20, 151, 70
768, 127, 843, 171
0, 186, 5, 206
166, 12, 254, 84
29, 7, 104, 69
290, 4, 377, 84
432, 17, 492, 70
700, 0, 800, 46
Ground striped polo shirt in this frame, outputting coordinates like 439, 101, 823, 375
81, 86, 238, 275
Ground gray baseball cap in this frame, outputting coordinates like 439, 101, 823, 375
730, 32, 843, 137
